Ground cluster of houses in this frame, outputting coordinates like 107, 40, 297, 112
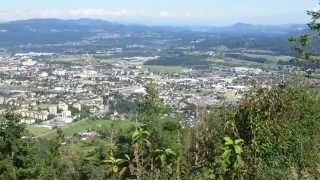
0, 52, 277, 128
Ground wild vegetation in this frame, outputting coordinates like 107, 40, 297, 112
0, 81, 319, 179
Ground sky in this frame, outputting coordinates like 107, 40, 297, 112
0, 0, 319, 26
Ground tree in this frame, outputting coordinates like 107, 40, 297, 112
289, 34, 311, 60
0, 113, 26, 179
136, 83, 183, 178
0, 113, 25, 159
308, 7, 320, 34
139, 83, 168, 119
232, 84, 320, 179
289, 3, 320, 76
0, 159, 16, 180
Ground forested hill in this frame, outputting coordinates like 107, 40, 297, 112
0, 18, 151, 46
198, 23, 307, 35
0, 18, 307, 54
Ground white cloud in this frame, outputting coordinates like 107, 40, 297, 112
159, 11, 176, 18
185, 12, 192, 18
158, 11, 198, 19
69, 9, 128, 17
0, 9, 130, 20
0, 8, 202, 22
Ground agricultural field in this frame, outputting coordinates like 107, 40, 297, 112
27, 118, 136, 138
144, 65, 189, 73
208, 58, 260, 68
34, 54, 93, 65
243, 53, 292, 63
208, 51, 294, 70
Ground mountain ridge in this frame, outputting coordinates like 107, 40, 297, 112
0, 18, 306, 30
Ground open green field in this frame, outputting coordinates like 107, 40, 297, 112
144, 65, 187, 73
33, 55, 90, 65
28, 119, 136, 138
241, 49, 274, 54
243, 53, 293, 63
208, 58, 262, 68
27, 126, 52, 136
208, 52, 294, 69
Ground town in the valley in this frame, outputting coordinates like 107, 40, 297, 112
0, 51, 286, 130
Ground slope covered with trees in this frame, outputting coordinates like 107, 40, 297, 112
0, 82, 319, 179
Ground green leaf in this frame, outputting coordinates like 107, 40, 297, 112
224, 136, 234, 145
234, 145, 243, 155
165, 148, 176, 156
112, 166, 119, 173
234, 139, 243, 145
104, 159, 113, 163
132, 130, 140, 142
116, 159, 127, 165
124, 154, 130, 160
222, 149, 231, 159
160, 155, 166, 166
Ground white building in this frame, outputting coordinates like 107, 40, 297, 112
49, 105, 58, 115
39, 72, 48, 78
61, 110, 73, 123
72, 103, 81, 111
22, 59, 37, 66
58, 102, 68, 111
21, 118, 36, 125
233, 67, 263, 75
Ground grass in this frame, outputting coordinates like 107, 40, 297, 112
59, 119, 132, 136
243, 53, 293, 63
144, 65, 187, 73
26, 126, 52, 136
34, 54, 89, 65
242, 49, 274, 54
28, 118, 136, 139
208, 53, 294, 70
208, 58, 261, 68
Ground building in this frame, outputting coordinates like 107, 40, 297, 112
58, 102, 68, 111
49, 105, 58, 115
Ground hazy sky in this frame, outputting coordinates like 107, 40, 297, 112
0, 0, 319, 25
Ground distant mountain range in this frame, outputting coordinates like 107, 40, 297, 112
0, 18, 308, 53
0, 18, 307, 34
189, 23, 307, 35
0, 18, 175, 47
